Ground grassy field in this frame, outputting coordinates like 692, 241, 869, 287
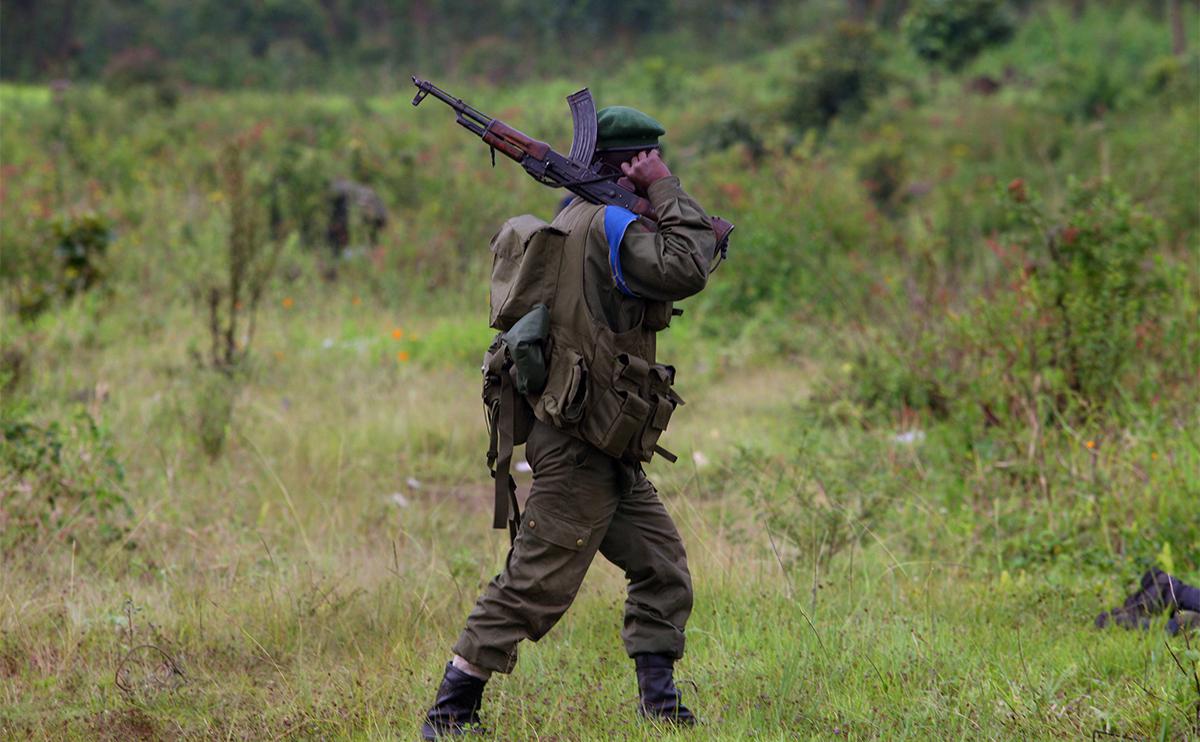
3, 3, 1199, 740
1, 305, 1197, 740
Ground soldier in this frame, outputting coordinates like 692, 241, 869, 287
420, 106, 721, 739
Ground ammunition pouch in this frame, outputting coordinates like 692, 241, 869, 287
536, 346, 681, 465
503, 304, 550, 395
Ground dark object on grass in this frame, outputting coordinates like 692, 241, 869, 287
635, 653, 697, 725
966, 75, 1002, 96
327, 179, 387, 256
1095, 568, 1200, 635
420, 662, 487, 739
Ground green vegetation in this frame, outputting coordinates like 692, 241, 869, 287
0, 0, 827, 90
2, 1, 1198, 739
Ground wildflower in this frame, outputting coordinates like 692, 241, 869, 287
1062, 226, 1079, 245
352, 296, 362, 306
282, 297, 294, 309
392, 328, 404, 340
1151, 452, 1158, 461
397, 351, 410, 363
1007, 178, 1026, 203
1085, 440, 1096, 450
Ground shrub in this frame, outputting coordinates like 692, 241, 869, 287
699, 115, 766, 162
2, 212, 113, 321
994, 178, 1167, 408
208, 139, 284, 372
53, 211, 112, 297
193, 369, 239, 460
268, 141, 335, 247
189, 137, 285, 458
0, 404, 130, 548
101, 46, 182, 108
1143, 52, 1200, 101
835, 178, 1169, 425
903, 0, 1015, 71
854, 138, 907, 210
1043, 58, 1126, 120
786, 22, 890, 132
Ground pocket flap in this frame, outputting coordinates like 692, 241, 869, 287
651, 395, 675, 429
491, 215, 566, 258
616, 353, 651, 385
523, 508, 591, 551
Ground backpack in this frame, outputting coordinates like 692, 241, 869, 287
482, 215, 563, 541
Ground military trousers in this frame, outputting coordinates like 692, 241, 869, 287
453, 419, 693, 674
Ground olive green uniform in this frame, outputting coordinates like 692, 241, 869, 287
453, 176, 719, 673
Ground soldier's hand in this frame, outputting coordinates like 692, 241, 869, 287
620, 150, 672, 193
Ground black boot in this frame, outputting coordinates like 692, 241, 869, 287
420, 662, 487, 740
634, 653, 697, 725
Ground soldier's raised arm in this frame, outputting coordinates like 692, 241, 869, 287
612, 151, 718, 302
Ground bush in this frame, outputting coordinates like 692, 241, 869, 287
786, 22, 890, 132
854, 138, 907, 210
903, 0, 1014, 71
192, 368, 239, 460
101, 46, 182, 108
0, 404, 131, 548
268, 141, 335, 247
2, 211, 113, 321
53, 211, 112, 297
994, 178, 1167, 408
839, 178, 1170, 425
185, 137, 286, 459
699, 115, 766, 161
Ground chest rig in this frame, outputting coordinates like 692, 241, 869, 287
483, 200, 683, 539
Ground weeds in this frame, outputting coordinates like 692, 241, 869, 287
188, 138, 285, 458
0, 403, 130, 549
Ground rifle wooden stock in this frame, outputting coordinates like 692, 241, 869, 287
482, 120, 551, 162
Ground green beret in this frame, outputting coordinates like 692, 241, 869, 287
596, 106, 666, 150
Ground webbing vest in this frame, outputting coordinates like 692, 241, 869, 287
483, 200, 683, 539
530, 200, 681, 460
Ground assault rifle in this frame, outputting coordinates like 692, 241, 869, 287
410, 77, 734, 258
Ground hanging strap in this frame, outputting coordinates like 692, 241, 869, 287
485, 352, 522, 543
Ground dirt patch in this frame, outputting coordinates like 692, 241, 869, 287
87, 707, 160, 741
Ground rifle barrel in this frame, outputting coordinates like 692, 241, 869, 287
411, 77, 493, 136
